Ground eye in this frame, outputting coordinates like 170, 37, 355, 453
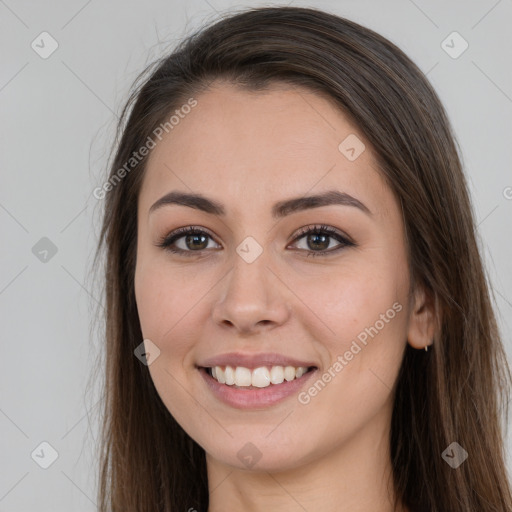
156, 226, 221, 256
288, 224, 354, 257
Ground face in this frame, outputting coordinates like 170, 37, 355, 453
134, 82, 413, 472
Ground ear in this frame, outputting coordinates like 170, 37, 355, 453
407, 284, 437, 350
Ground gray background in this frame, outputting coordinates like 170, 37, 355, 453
1, 0, 511, 510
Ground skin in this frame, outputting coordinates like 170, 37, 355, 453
134, 82, 435, 512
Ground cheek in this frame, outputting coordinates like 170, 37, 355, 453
286, 271, 407, 457
291, 249, 409, 404
135, 256, 208, 343
134, 258, 206, 425
296, 258, 408, 348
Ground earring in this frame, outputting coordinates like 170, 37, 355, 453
424, 345, 429, 352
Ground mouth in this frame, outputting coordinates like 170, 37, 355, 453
203, 364, 317, 389
198, 364, 318, 409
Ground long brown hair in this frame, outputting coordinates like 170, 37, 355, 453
93, 6, 512, 511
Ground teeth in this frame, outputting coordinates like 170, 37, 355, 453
224, 366, 235, 385
270, 366, 284, 384
234, 367, 252, 386
216, 366, 226, 384
284, 366, 296, 381
252, 367, 270, 388
209, 365, 310, 388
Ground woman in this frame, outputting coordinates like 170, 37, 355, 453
94, 6, 512, 511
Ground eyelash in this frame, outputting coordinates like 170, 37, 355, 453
155, 224, 355, 258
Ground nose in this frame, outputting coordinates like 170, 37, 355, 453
211, 251, 291, 335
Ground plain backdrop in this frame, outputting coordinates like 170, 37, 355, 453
1, 0, 511, 510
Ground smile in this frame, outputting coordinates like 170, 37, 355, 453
199, 364, 318, 409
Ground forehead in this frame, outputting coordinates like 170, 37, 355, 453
139, 82, 392, 219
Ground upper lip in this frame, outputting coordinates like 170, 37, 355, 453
198, 352, 318, 370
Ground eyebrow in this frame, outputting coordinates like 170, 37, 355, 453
149, 189, 372, 218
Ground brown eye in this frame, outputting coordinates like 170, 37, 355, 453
156, 227, 221, 256
305, 233, 330, 251
184, 233, 209, 250
289, 224, 354, 257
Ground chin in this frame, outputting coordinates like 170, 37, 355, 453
203, 433, 320, 474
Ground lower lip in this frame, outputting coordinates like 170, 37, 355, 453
198, 367, 318, 409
